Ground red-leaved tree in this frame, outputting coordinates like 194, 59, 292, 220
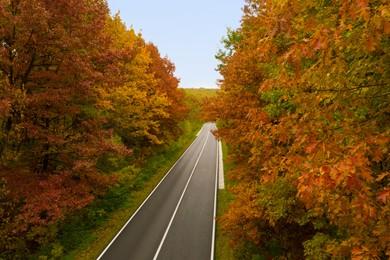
0, 0, 128, 254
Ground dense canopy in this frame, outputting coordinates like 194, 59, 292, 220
0, 0, 187, 257
204, 0, 389, 258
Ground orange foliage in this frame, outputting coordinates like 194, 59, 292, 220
211, 0, 390, 258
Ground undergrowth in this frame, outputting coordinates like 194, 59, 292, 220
34, 118, 204, 259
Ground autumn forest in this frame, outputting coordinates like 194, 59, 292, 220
0, 0, 191, 257
203, 0, 389, 259
0, 0, 389, 259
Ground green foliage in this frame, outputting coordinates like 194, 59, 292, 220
261, 89, 295, 118
0, 178, 20, 258
184, 88, 219, 101
303, 233, 334, 260
216, 28, 243, 70
184, 88, 219, 122
258, 179, 301, 225
96, 151, 129, 173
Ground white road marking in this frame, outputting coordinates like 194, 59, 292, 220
97, 126, 204, 260
153, 127, 211, 260
218, 141, 225, 190
196, 124, 204, 136
210, 138, 219, 260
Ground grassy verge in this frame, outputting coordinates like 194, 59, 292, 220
61, 118, 204, 259
216, 141, 236, 260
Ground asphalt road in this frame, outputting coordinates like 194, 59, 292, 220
97, 122, 218, 260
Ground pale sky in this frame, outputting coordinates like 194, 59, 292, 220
105, 1, 245, 89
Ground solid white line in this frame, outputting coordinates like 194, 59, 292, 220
218, 141, 225, 189
196, 125, 204, 137
97, 124, 206, 260
210, 137, 219, 260
153, 128, 211, 260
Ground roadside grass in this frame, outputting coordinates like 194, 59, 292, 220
33, 88, 218, 259
61, 118, 204, 259
216, 141, 236, 260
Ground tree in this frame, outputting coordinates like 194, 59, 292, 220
212, 0, 389, 258
0, 0, 128, 255
102, 15, 188, 158
1, 2, 188, 257
146, 43, 189, 142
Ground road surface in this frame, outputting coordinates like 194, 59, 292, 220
97, 122, 219, 260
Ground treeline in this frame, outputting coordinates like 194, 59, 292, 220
204, 0, 389, 259
0, 0, 187, 257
